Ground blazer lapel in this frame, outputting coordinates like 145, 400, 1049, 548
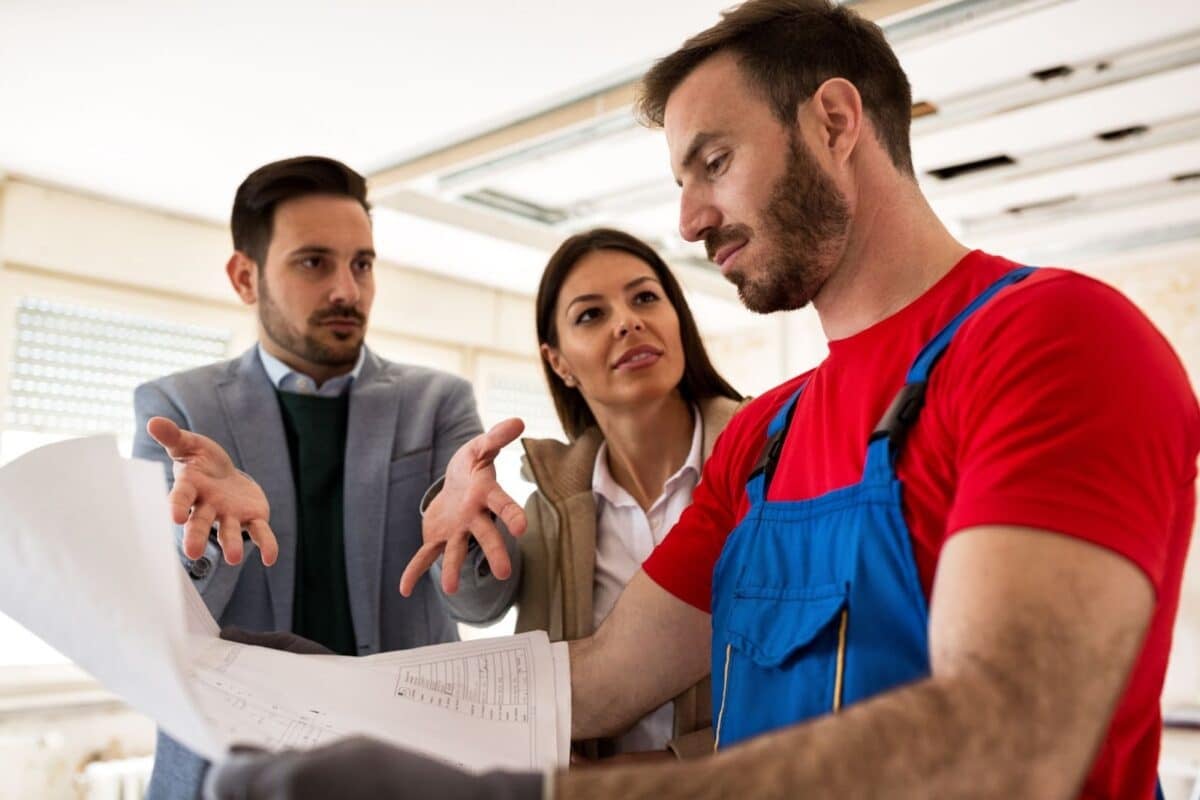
217, 349, 298, 631
343, 350, 400, 653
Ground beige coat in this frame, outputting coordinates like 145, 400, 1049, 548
514, 396, 744, 759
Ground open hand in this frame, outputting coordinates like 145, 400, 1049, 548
400, 418, 527, 596
147, 417, 278, 567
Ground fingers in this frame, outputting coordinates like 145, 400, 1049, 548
441, 536, 468, 595
168, 481, 198, 526
399, 544, 443, 597
246, 519, 278, 567
217, 516, 244, 565
467, 514, 513, 581
182, 504, 216, 559
485, 485, 527, 537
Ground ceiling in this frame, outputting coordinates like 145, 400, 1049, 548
3, 0, 1199, 318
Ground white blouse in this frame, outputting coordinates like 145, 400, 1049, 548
590, 407, 703, 752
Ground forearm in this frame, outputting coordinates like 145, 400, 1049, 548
568, 635, 663, 740
560, 671, 1072, 800
569, 572, 710, 740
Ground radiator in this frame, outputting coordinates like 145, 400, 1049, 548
77, 755, 153, 800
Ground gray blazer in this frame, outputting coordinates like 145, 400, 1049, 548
135, 346, 519, 798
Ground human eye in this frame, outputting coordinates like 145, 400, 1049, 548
574, 307, 602, 325
353, 257, 374, 273
297, 255, 323, 270
633, 289, 661, 305
705, 151, 729, 178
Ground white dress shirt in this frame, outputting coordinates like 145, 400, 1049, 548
591, 406, 703, 752
257, 343, 365, 397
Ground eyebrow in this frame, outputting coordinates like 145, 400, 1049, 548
675, 131, 723, 187
287, 246, 376, 259
565, 276, 662, 311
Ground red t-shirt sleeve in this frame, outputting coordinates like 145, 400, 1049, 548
642, 425, 742, 612
938, 271, 1200, 591
643, 387, 797, 612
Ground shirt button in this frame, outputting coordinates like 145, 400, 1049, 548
188, 557, 212, 579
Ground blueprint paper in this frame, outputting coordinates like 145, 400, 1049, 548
0, 436, 568, 771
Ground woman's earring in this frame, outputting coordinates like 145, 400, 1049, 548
563, 374, 576, 387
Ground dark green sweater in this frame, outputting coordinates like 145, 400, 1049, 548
276, 390, 357, 656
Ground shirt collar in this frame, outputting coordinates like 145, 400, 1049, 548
592, 405, 703, 510
257, 343, 366, 398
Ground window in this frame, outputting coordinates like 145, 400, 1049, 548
2, 297, 231, 462
0, 297, 231, 666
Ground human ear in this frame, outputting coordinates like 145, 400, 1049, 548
808, 78, 864, 169
226, 252, 259, 305
540, 343, 576, 387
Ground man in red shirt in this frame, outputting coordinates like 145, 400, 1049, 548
192, 0, 1198, 797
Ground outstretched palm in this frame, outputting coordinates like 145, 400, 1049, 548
146, 417, 278, 567
401, 418, 527, 596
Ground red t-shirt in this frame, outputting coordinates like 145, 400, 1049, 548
644, 250, 1200, 798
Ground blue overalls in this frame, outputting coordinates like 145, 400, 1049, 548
710, 268, 1033, 746
710, 265, 1165, 799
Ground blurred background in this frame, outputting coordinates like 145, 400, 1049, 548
0, 0, 1198, 796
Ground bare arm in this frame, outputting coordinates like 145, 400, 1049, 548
569, 570, 711, 740
558, 525, 1154, 799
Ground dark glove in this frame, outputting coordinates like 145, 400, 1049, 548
204, 737, 544, 800
219, 626, 335, 656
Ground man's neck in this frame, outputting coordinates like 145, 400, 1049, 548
258, 338, 357, 387
813, 176, 969, 342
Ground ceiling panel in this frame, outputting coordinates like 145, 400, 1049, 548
479, 127, 672, 209
901, 0, 1200, 102
926, 138, 1200, 219
911, 62, 1200, 172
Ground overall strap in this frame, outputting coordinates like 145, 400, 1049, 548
746, 386, 804, 503
864, 266, 1037, 480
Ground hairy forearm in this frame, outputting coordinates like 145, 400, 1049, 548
568, 573, 711, 740
568, 634, 672, 740
560, 670, 1077, 800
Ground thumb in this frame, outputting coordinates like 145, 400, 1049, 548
147, 417, 192, 457
476, 418, 525, 459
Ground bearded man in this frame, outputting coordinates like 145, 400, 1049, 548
132, 156, 519, 799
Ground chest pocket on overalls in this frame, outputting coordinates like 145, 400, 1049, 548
725, 581, 849, 726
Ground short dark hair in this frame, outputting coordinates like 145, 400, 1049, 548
536, 228, 742, 439
230, 156, 371, 266
637, 0, 914, 175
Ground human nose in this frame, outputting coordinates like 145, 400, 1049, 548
328, 263, 361, 306
613, 309, 646, 338
679, 184, 720, 243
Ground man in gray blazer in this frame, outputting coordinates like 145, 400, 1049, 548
134, 156, 518, 798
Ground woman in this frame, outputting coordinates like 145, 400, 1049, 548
514, 228, 744, 760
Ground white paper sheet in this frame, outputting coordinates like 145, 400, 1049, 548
0, 436, 568, 771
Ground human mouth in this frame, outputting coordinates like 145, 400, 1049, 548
713, 242, 746, 275
322, 319, 361, 331
612, 344, 664, 371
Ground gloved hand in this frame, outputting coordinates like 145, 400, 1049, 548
219, 626, 335, 656
204, 737, 544, 800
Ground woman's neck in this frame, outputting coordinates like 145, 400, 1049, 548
593, 392, 695, 512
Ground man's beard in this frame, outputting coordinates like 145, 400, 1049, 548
258, 278, 366, 368
709, 133, 851, 314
